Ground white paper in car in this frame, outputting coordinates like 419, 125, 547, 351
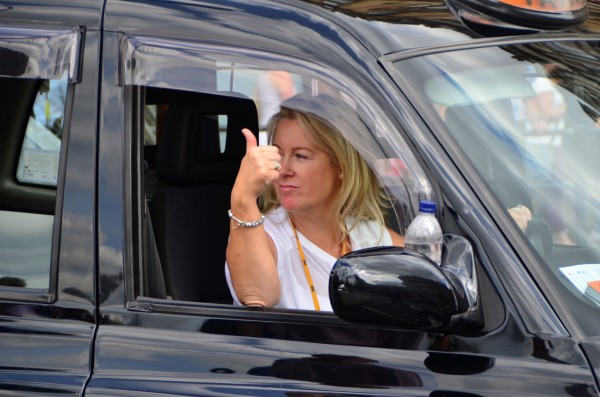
17, 148, 60, 186
559, 264, 600, 304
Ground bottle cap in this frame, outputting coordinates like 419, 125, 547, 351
419, 200, 437, 213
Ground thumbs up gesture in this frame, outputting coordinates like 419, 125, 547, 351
232, 128, 282, 200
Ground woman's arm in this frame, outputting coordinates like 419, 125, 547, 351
226, 129, 282, 307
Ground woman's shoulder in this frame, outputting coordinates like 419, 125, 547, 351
349, 216, 384, 232
348, 217, 392, 247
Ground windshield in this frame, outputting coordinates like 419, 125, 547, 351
391, 40, 600, 336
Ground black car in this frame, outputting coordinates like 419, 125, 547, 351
1, 0, 600, 395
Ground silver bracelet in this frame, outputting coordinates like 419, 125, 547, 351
228, 209, 265, 229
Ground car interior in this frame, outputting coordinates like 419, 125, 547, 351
142, 87, 259, 303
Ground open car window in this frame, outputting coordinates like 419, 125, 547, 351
124, 37, 435, 306
124, 36, 433, 221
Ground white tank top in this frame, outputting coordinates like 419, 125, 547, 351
225, 206, 393, 311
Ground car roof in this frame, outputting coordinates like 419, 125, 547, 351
299, 0, 600, 56
1, 0, 599, 60
299, 0, 481, 55
0, 0, 103, 30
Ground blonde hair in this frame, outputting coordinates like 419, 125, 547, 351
259, 97, 389, 240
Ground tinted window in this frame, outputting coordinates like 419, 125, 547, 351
0, 78, 66, 290
392, 40, 600, 335
0, 210, 54, 288
0, 27, 78, 295
17, 79, 65, 186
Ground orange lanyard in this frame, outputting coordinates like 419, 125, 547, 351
45, 93, 51, 128
289, 218, 351, 312
290, 218, 320, 311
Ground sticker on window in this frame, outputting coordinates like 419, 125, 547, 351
559, 264, 600, 305
16, 148, 60, 186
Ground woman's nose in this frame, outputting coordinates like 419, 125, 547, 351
278, 157, 292, 176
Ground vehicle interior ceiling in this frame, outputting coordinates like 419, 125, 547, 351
142, 87, 258, 304
0, 77, 56, 214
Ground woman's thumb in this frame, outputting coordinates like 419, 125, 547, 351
241, 128, 257, 151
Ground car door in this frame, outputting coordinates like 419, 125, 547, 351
87, 1, 598, 396
0, 1, 102, 396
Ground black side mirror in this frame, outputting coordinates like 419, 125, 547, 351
329, 235, 481, 333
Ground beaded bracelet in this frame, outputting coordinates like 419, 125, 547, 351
228, 209, 265, 229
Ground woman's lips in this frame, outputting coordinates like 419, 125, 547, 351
277, 184, 297, 193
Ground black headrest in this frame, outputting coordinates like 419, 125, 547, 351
156, 92, 259, 185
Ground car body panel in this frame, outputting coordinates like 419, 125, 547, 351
0, 0, 598, 396
90, 1, 598, 396
0, 7, 101, 396
0, 0, 102, 30
87, 308, 595, 396
582, 338, 600, 387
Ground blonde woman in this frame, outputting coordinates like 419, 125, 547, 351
225, 94, 404, 311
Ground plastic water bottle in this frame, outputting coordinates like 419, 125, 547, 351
404, 200, 443, 266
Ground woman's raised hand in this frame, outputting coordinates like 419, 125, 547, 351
227, 128, 282, 308
232, 128, 281, 200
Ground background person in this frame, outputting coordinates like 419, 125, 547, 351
255, 70, 297, 129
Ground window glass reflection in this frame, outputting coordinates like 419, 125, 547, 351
0, 210, 52, 289
392, 41, 600, 332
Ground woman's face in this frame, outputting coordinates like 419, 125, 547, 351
273, 117, 341, 216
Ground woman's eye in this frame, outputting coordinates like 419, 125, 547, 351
295, 153, 308, 159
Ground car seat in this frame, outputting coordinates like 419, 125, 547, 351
149, 92, 259, 303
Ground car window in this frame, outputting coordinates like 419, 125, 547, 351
0, 78, 66, 291
0, 26, 78, 296
390, 40, 600, 335
125, 38, 434, 307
